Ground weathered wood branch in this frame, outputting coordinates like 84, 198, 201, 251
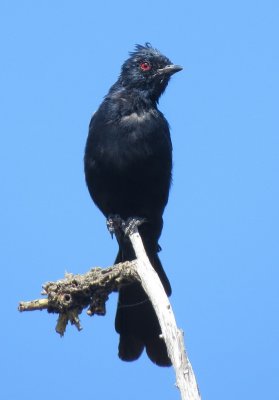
18, 228, 201, 400
128, 228, 201, 400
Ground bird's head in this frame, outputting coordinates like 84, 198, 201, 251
118, 43, 182, 102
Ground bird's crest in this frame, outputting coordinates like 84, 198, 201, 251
129, 43, 161, 58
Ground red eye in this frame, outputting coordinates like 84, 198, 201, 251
140, 61, 151, 71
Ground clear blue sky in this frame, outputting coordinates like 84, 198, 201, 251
1, 1, 278, 399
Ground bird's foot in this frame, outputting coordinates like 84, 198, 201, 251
106, 214, 123, 238
123, 217, 146, 236
107, 215, 146, 238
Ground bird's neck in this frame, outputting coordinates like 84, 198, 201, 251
107, 85, 159, 115
109, 80, 161, 105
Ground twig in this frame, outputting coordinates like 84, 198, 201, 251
18, 261, 138, 335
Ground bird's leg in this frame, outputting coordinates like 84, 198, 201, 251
122, 217, 146, 236
106, 214, 123, 240
107, 215, 146, 251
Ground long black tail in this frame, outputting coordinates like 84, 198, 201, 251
114, 234, 172, 366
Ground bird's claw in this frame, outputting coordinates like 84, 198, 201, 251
123, 217, 146, 236
107, 215, 146, 237
106, 214, 123, 238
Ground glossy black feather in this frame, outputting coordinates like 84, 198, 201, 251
84, 44, 181, 366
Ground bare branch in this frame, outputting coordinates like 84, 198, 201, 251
18, 229, 201, 400
128, 227, 201, 400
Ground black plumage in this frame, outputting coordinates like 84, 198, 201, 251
84, 43, 182, 366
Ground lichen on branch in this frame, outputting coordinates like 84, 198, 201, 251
18, 261, 139, 335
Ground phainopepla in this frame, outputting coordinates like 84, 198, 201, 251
84, 43, 182, 366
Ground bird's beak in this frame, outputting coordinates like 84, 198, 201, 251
157, 64, 183, 76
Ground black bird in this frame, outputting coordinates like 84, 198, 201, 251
84, 43, 182, 366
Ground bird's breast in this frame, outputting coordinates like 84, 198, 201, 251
86, 103, 171, 176
120, 110, 156, 125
